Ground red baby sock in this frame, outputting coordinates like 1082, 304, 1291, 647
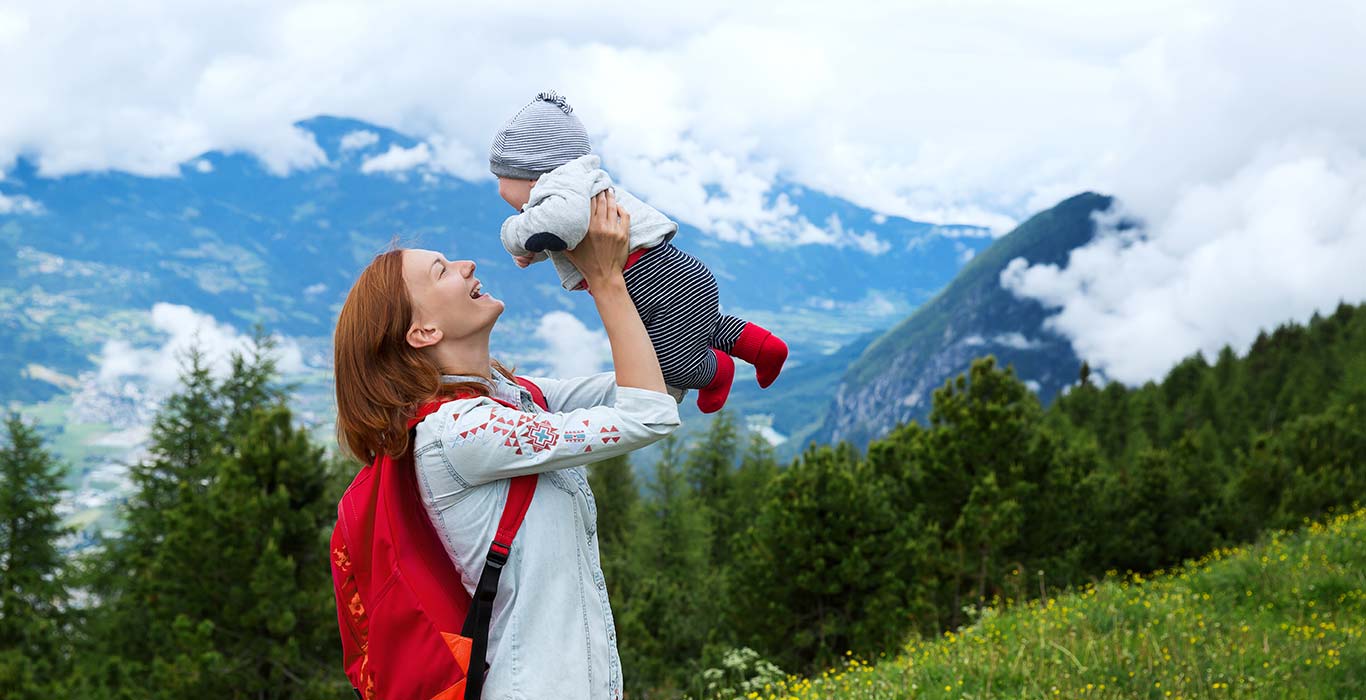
696, 348, 735, 414
731, 323, 788, 389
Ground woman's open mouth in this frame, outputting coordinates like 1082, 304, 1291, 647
470, 280, 486, 299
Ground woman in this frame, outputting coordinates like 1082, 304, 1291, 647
333, 191, 679, 699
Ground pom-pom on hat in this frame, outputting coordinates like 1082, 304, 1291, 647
489, 90, 592, 179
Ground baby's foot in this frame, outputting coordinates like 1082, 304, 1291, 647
697, 349, 735, 414
732, 323, 788, 388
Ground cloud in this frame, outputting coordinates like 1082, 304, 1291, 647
3, 0, 1365, 380
534, 311, 611, 378
930, 225, 995, 240
772, 213, 892, 253
1001, 1, 1366, 385
360, 142, 431, 174
1004, 142, 1366, 384
993, 332, 1044, 350
805, 289, 901, 317
96, 302, 307, 392
955, 241, 976, 263
88, 425, 151, 449
340, 129, 379, 151
0, 0, 1205, 229
0, 191, 42, 214
864, 291, 898, 317
824, 214, 891, 255
959, 332, 1045, 351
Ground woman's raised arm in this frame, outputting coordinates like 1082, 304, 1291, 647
564, 190, 667, 395
423, 388, 678, 486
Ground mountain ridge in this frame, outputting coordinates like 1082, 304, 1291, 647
814, 192, 1119, 448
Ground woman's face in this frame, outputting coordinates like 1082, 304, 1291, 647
401, 248, 503, 348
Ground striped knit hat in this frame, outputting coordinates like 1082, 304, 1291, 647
489, 91, 592, 179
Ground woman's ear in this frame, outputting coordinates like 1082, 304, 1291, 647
406, 323, 443, 350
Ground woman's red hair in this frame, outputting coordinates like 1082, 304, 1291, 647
334, 249, 514, 462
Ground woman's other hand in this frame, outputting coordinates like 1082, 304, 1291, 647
565, 190, 631, 285
563, 190, 663, 394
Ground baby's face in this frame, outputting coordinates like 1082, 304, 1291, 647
497, 177, 536, 211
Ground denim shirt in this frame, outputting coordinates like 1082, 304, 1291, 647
412, 370, 680, 699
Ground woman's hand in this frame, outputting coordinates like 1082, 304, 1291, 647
565, 190, 631, 285
564, 190, 664, 393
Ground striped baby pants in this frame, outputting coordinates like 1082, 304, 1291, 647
623, 243, 748, 390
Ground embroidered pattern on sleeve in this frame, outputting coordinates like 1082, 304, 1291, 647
457, 404, 629, 457
485, 410, 524, 454
520, 418, 559, 453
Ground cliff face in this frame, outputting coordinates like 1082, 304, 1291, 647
817, 192, 1118, 448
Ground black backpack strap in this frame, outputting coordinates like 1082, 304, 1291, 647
461, 542, 508, 700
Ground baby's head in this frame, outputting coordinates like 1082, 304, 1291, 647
496, 177, 536, 211
490, 91, 591, 210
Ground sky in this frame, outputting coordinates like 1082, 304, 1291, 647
2, 0, 1365, 384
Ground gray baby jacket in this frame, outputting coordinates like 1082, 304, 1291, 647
500, 154, 678, 291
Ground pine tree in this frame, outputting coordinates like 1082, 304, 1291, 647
684, 410, 739, 568
200, 404, 344, 697
79, 346, 232, 679
587, 454, 640, 625
616, 436, 713, 696
729, 441, 929, 673
948, 472, 1022, 605
1265, 403, 1366, 528
727, 431, 780, 533
1017, 426, 1101, 586
0, 414, 71, 699
74, 336, 347, 698
587, 454, 638, 561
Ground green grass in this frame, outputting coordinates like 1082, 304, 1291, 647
729, 507, 1366, 699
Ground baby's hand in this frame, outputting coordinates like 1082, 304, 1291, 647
512, 253, 536, 268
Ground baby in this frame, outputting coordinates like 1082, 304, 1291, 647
489, 91, 787, 414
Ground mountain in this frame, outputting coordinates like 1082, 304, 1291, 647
813, 192, 1120, 449
0, 115, 998, 530
0, 116, 992, 404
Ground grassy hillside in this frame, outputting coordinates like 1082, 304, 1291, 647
713, 506, 1366, 699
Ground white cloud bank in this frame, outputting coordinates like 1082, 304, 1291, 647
360, 142, 431, 174
534, 311, 611, 378
1002, 2, 1366, 384
1005, 145, 1366, 384
0, 191, 42, 214
339, 129, 379, 151
4, 0, 1366, 385
97, 302, 307, 392
0, 0, 1203, 230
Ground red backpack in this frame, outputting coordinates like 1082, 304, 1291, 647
330, 377, 549, 700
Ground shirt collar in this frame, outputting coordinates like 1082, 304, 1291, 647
440, 367, 536, 412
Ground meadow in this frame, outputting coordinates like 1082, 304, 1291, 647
705, 507, 1366, 699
